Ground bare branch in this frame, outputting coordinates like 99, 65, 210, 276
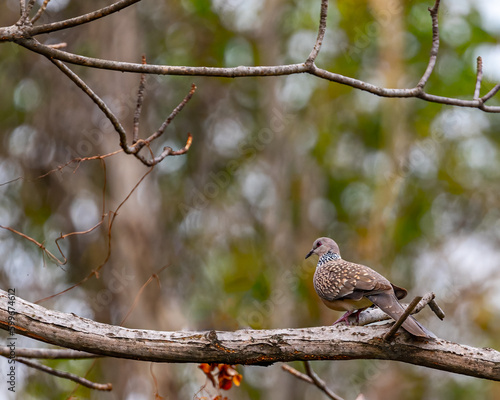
48, 58, 133, 153
352, 292, 441, 327
1, 290, 499, 381
428, 298, 446, 320
15, 37, 308, 76
306, 0, 329, 65
136, 84, 197, 151
119, 265, 169, 325
47, 55, 194, 166
31, 0, 52, 24
14, 357, 112, 391
13, 37, 500, 112
474, 56, 483, 100
36, 167, 154, 304
304, 361, 345, 400
0, 347, 98, 359
417, 0, 441, 88
481, 84, 500, 103
383, 296, 422, 341
29, 0, 143, 36
282, 364, 314, 384
133, 56, 147, 144
282, 364, 344, 400
0, 225, 64, 265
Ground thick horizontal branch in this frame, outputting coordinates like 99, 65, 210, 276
0, 290, 499, 381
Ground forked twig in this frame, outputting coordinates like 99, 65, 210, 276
0, 225, 64, 265
36, 167, 154, 303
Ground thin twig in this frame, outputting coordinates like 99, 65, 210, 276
481, 84, 500, 103
31, 0, 51, 23
48, 56, 194, 165
134, 133, 193, 166
304, 361, 345, 400
383, 296, 422, 341
36, 167, 154, 303
306, 0, 328, 64
119, 265, 170, 325
138, 84, 197, 149
282, 364, 345, 400
29, 0, 143, 35
133, 55, 147, 144
0, 347, 98, 359
417, 0, 441, 88
54, 219, 105, 266
14, 357, 112, 391
428, 298, 445, 320
48, 58, 132, 153
474, 56, 483, 100
282, 364, 315, 383
0, 225, 64, 265
352, 292, 441, 326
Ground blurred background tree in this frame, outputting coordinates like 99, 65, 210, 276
1, 0, 500, 399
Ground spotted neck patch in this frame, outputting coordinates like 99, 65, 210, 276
317, 251, 341, 267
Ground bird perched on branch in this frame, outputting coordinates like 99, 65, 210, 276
306, 237, 434, 338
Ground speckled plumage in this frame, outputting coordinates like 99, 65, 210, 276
314, 251, 392, 306
306, 237, 434, 338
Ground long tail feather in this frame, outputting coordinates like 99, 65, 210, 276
367, 293, 435, 338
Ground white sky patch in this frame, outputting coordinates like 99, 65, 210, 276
414, 234, 500, 304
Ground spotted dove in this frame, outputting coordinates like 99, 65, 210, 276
306, 237, 433, 338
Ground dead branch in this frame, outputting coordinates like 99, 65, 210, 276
0, 289, 499, 381
304, 361, 345, 400
0, 347, 97, 359
13, 357, 112, 391
348, 292, 442, 327
281, 363, 345, 400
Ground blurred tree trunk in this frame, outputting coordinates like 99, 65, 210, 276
89, 7, 182, 396
362, 0, 410, 265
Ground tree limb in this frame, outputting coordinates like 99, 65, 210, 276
1, 290, 499, 381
